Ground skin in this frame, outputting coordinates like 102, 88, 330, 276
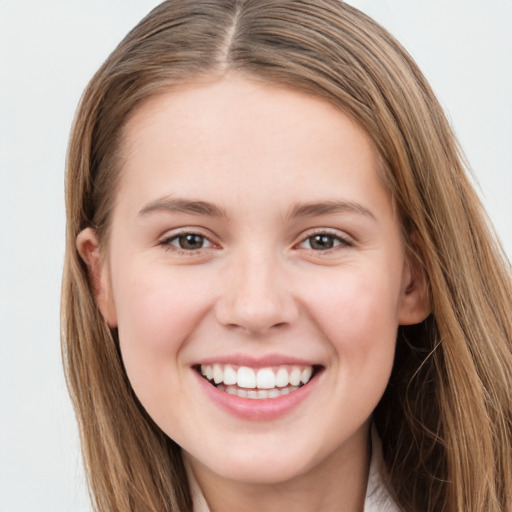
78, 77, 429, 512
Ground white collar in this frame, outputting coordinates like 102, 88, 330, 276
363, 424, 399, 512
187, 425, 399, 512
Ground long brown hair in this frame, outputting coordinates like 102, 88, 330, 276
62, 1, 512, 510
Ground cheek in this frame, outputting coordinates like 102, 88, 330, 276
111, 262, 213, 387
303, 264, 401, 373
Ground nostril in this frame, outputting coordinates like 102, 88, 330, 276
214, 276, 300, 333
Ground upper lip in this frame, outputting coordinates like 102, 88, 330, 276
194, 353, 320, 368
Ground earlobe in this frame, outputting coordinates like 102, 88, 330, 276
398, 251, 431, 326
76, 228, 118, 327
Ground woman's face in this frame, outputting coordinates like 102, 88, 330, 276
80, 77, 428, 485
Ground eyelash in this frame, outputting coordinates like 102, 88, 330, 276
297, 231, 353, 253
159, 230, 215, 256
159, 229, 353, 256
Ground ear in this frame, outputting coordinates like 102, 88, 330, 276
76, 228, 118, 327
398, 241, 431, 326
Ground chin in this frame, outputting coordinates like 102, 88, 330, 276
191, 440, 323, 485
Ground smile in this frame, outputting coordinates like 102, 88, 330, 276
199, 364, 317, 399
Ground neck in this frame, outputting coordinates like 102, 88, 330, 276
184, 423, 371, 512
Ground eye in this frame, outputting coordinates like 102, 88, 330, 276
299, 233, 351, 251
163, 232, 213, 251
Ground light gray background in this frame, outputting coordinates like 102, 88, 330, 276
1, 1, 510, 511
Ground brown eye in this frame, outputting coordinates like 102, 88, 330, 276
167, 233, 212, 251
309, 234, 336, 250
299, 233, 351, 251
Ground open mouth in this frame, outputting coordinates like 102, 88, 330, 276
196, 363, 322, 399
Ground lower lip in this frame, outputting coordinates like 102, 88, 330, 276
194, 370, 320, 421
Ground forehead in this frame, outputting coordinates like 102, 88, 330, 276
116, 77, 390, 220
123, 77, 375, 155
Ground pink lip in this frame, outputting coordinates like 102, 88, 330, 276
193, 366, 321, 421
196, 353, 318, 368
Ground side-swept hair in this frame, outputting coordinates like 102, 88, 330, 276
62, 1, 512, 510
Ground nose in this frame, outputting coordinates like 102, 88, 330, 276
215, 251, 299, 334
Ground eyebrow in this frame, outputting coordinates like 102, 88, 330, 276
138, 196, 375, 221
287, 200, 376, 220
138, 197, 227, 218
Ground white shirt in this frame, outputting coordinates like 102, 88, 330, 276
187, 425, 399, 512
364, 425, 399, 512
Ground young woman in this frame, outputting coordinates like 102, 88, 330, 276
61, 1, 512, 511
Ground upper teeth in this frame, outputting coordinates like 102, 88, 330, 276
200, 364, 313, 389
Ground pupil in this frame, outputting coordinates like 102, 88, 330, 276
311, 234, 333, 250
180, 234, 203, 250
